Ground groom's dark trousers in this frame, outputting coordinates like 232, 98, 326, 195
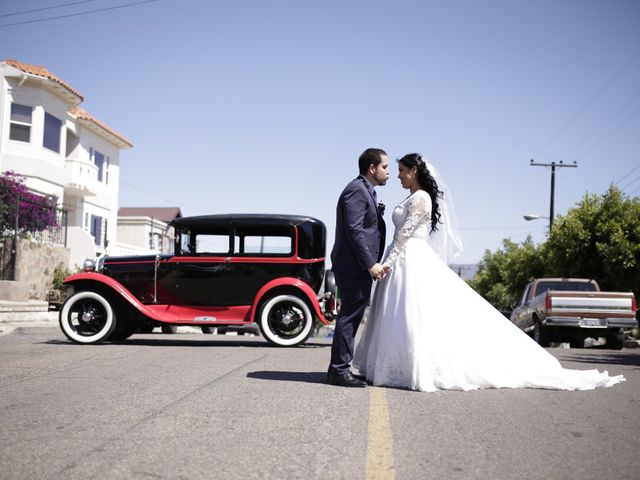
329, 176, 385, 376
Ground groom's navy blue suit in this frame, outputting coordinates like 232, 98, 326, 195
329, 175, 386, 376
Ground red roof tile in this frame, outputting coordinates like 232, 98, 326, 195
70, 107, 133, 148
4, 59, 83, 100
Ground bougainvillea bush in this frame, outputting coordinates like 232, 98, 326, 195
0, 171, 58, 233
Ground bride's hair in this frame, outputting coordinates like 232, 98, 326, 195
398, 153, 442, 233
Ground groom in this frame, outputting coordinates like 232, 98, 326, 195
327, 148, 389, 387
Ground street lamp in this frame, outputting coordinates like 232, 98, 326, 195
523, 213, 550, 222
523, 213, 551, 233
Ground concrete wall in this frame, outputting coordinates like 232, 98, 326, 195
15, 237, 69, 300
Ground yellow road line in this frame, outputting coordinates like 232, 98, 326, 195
366, 387, 395, 480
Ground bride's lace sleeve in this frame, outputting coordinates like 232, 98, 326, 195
383, 191, 431, 269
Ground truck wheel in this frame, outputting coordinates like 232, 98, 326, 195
533, 320, 551, 348
258, 293, 313, 346
606, 331, 624, 350
201, 326, 216, 334
569, 336, 585, 349
59, 291, 117, 344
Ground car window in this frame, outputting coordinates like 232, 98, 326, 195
233, 223, 294, 256
239, 235, 292, 255
194, 233, 230, 255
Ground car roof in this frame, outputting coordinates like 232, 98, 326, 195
170, 214, 324, 229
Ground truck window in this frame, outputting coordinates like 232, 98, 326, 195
519, 284, 532, 306
534, 281, 597, 295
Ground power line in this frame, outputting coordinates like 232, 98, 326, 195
615, 164, 640, 185
539, 46, 640, 152
0, 0, 101, 18
620, 173, 640, 192
464, 231, 544, 251
120, 180, 210, 214
626, 185, 640, 197
0, 0, 160, 28
460, 225, 546, 231
571, 102, 640, 161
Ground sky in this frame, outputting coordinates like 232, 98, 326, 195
1, 0, 639, 265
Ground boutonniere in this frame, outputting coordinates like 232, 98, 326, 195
377, 202, 386, 216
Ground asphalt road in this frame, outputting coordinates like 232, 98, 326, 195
1, 327, 639, 480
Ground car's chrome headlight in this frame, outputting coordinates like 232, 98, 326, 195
83, 259, 96, 272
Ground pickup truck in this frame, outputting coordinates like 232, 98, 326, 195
510, 278, 637, 349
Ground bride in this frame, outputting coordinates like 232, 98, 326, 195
352, 153, 625, 392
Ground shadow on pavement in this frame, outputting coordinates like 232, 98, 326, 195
246, 370, 328, 384
557, 351, 640, 368
40, 336, 330, 349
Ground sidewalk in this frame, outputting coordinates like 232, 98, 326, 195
0, 300, 58, 336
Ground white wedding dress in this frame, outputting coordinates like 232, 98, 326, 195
353, 189, 625, 392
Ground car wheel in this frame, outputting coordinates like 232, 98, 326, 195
258, 294, 313, 346
201, 326, 216, 334
606, 331, 624, 350
137, 322, 156, 334
108, 320, 139, 342
161, 324, 178, 334
533, 320, 551, 348
59, 291, 117, 344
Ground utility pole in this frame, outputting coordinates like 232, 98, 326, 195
529, 159, 577, 231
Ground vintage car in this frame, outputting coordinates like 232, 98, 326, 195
58, 214, 337, 347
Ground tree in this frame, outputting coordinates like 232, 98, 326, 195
469, 185, 640, 309
469, 236, 546, 310
0, 171, 58, 233
543, 185, 640, 299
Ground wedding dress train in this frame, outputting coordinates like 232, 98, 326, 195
352, 190, 625, 392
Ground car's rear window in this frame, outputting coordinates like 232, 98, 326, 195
535, 281, 597, 295
233, 223, 293, 256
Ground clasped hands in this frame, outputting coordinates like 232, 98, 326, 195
368, 263, 391, 281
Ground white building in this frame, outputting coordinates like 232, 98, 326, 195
0, 59, 133, 268
117, 207, 182, 255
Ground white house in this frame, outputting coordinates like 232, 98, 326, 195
0, 59, 133, 268
117, 207, 182, 255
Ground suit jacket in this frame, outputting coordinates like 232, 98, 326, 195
331, 176, 386, 282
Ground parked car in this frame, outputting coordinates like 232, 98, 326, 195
510, 278, 637, 349
56, 214, 338, 347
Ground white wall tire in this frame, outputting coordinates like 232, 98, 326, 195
59, 291, 116, 344
258, 294, 313, 346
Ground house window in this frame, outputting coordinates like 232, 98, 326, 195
94, 150, 105, 182
43, 112, 62, 152
9, 103, 32, 142
90, 214, 103, 246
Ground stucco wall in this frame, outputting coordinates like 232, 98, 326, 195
15, 238, 70, 300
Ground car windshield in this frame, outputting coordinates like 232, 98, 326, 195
535, 281, 597, 294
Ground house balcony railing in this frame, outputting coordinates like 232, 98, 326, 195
64, 159, 98, 197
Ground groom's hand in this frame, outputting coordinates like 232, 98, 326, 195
368, 263, 387, 280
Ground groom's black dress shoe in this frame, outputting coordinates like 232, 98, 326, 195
327, 372, 367, 388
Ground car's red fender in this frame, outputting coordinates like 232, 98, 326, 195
64, 272, 330, 325
249, 277, 330, 325
62, 272, 172, 321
